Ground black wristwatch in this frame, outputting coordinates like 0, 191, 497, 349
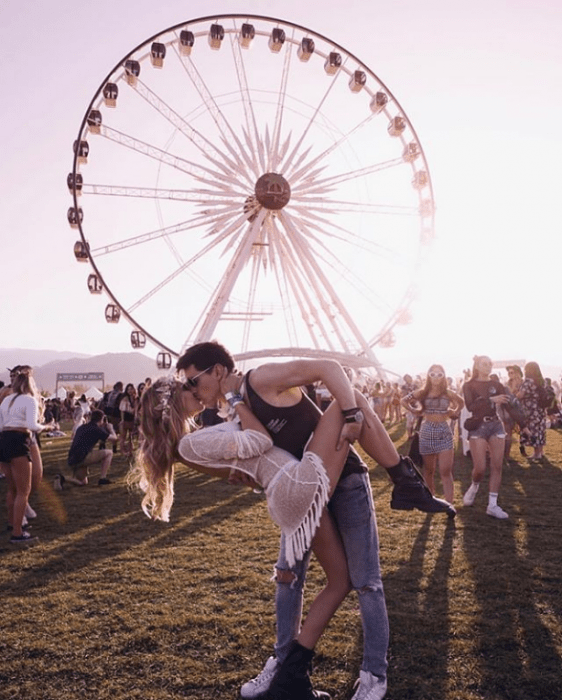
342, 407, 364, 424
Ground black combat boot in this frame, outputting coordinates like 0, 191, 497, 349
387, 456, 456, 518
267, 641, 331, 700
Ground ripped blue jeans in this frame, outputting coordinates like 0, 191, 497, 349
274, 471, 389, 679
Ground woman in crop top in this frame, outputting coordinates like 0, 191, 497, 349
462, 355, 511, 519
401, 364, 463, 505
131, 375, 357, 659
0, 370, 51, 543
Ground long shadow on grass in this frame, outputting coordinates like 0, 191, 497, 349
0, 472, 263, 597
459, 453, 562, 700
383, 515, 455, 700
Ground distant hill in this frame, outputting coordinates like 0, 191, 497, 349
0, 348, 91, 370
0, 351, 166, 392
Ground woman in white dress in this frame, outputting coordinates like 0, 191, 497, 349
132, 371, 355, 642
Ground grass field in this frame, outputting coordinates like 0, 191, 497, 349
1, 420, 561, 700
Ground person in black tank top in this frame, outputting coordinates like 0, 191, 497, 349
245, 371, 367, 478
177, 342, 456, 700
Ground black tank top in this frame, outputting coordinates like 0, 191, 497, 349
244, 371, 366, 476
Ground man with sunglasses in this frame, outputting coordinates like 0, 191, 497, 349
177, 342, 454, 700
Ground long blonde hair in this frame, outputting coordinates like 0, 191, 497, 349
129, 378, 191, 521
9, 370, 43, 418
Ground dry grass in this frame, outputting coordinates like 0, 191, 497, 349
1, 420, 561, 699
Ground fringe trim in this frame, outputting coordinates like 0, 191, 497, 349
283, 451, 330, 568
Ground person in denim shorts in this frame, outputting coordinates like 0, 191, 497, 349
462, 356, 511, 519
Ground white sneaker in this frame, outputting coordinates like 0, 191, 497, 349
25, 504, 37, 519
463, 483, 479, 506
486, 504, 509, 519
351, 670, 387, 700
240, 656, 278, 698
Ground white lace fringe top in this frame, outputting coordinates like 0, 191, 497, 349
178, 422, 330, 567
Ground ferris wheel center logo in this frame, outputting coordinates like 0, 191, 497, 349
255, 173, 291, 210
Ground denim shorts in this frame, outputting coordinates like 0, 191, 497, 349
468, 418, 506, 441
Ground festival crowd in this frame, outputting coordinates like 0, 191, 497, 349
1, 351, 561, 700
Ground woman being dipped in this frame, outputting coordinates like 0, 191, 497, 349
401, 364, 463, 506
462, 355, 511, 519
132, 373, 355, 699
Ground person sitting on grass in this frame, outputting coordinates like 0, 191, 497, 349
63, 409, 117, 487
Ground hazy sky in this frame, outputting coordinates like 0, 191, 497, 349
1, 0, 561, 377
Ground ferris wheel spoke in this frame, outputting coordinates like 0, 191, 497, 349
98, 124, 239, 184
277, 55, 349, 178
277, 213, 378, 355
291, 198, 418, 218
170, 40, 261, 183
90, 210, 237, 257
264, 221, 332, 350
282, 212, 409, 306
130, 76, 243, 175
182, 208, 269, 348
282, 209, 402, 266
286, 112, 378, 184
279, 255, 335, 351
280, 214, 391, 324
127, 211, 252, 315
229, 32, 267, 174
292, 156, 405, 193
82, 182, 242, 204
268, 39, 293, 172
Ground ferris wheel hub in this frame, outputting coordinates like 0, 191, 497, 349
255, 173, 291, 210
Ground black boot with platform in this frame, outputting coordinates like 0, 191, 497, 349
266, 641, 331, 700
388, 456, 456, 518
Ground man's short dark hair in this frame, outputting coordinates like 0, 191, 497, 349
177, 341, 235, 373
90, 409, 105, 423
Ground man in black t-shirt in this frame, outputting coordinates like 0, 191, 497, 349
66, 409, 117, 486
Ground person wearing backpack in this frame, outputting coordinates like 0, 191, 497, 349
517, 361, 548, 460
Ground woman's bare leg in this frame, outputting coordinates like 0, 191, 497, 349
468, 437, 488, 484
296, 509, 351, 649
437, 448, 455, 504
30, 443, 43, 492
305, 402, 352, 494
7, 457, 32, 537
488, 436, 505, 493
422, 453, 437, 494
354, 391, 401, 468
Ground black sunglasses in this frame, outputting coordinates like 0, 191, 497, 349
183, 365, 214, 389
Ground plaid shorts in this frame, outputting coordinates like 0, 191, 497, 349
419, 421, 453, 455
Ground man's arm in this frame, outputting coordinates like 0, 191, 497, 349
251, 359, 356, 407
101, 419, 118, 442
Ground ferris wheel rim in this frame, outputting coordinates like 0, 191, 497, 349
70, 13, 435, 369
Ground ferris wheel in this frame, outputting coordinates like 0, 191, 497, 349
69, 15, 435, 373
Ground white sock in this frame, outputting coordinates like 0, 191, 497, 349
489, 492, 498, 508
469, 482, 480, 493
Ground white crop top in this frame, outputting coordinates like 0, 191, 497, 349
0, 394, 44, 432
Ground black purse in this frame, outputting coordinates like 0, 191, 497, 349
463, 416, 482, 431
